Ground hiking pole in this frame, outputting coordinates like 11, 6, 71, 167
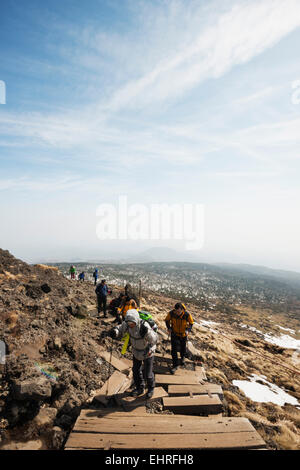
105, 338, 114, 403
138, 280, 142, 308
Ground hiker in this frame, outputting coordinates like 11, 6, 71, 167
165, 302, 194, 373
79, 271, 85, 282
95, 279, 109, 318
92, 268, 99, 286
70, 265, 76, 280
124, 283, 132, 296
108, 292, 126, 323
117, 297, 138, 322
124, 283, 139, 306
107, 309, 157, 398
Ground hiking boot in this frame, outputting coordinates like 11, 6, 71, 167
171, 366, 178, 374
131, 388, 144, 397
146, 388, 154, 399
180, 358, 185, 366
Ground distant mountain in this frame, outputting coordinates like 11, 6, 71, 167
125, 247, 202, 263
215, 263, 300, 287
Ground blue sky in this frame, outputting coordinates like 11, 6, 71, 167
1, 0, 300, 270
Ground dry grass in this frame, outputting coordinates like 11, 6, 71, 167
273, 422, 300, 450
223, 390, 246, 414
34, 264, 59, 272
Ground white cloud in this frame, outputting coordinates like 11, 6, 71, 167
2, 0, 300, 155
105, 0, 300, 111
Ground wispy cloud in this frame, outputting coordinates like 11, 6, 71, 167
105, 0, 300, 111
2, 0, 300, 158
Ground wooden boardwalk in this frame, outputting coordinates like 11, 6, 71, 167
64, 352, 267, 450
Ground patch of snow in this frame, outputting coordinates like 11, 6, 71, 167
196, 320, 218, 328
263, 333, 300, 350
239, 323, 300, 350
240, 324, 263, 335
276, 325, 295, 335
232, 374, 299, 407
194, 320, 219, 334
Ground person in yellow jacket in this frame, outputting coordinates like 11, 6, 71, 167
165, 302, 194, 372
117, 298, 138, 322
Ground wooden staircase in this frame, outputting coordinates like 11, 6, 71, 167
64, 352, 267, 450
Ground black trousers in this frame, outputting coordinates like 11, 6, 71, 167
132, 355, 155, 391
171, 333, 187, 367
97, 294, 107, 315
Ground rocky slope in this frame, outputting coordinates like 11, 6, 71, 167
0, 249, 299, 450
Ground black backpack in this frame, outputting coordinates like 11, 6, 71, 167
139, 311, 158, 338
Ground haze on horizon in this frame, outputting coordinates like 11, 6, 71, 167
1, 0, 300, 273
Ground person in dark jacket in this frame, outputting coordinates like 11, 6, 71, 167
95, 279, 109, 318
108, 293, 125, 323
165, 302, 194, 372
92, 268, 99, 286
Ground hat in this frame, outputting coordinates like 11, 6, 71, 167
125, 309, 140, 325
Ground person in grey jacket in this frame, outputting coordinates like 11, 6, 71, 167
108, 309, 157, 399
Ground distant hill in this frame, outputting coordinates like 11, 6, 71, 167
215, 263, 300, 287
125, 247, 200, 263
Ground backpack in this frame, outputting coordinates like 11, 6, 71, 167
138, 310, 158, 338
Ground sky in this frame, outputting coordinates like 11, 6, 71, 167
1, 0, 300, 270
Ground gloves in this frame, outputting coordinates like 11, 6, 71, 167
100, 329, 117, 339
108, 328, 118, 339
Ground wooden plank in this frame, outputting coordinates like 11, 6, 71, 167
173, 368, 206, 382
155, 353, 193, 364
65, 431, 266, 450
94, 371, 129, 405
168, 384, 223, 399
154, 353, 173, 363
117, 387, 168, 410
116, 375, 133, 394
155, 374, 202, 386
97, 350, 132, 372
102, 317, 117, 325
163, 394, 223, 415
153, 364, 171, 374
72, 416, 258, 435
79, 407, 148, 418
195, 366, 207, 380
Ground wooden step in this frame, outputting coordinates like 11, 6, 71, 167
162, 394, 223, 415
65, 431, 266, 450
97, 350, 132, 372
155, 374, 203, 387
94, 371, 129, 405
72, 415, 257, 434
155, 353, 193, 364
168, 384, 223, 399
116, 387, 168, 410
102, 317, 117, 325
154, 353, 173, 363
75, 407, 149, 421
65, 415, 266, 450
173, 367, 206, 382
153, 364, 171, 374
